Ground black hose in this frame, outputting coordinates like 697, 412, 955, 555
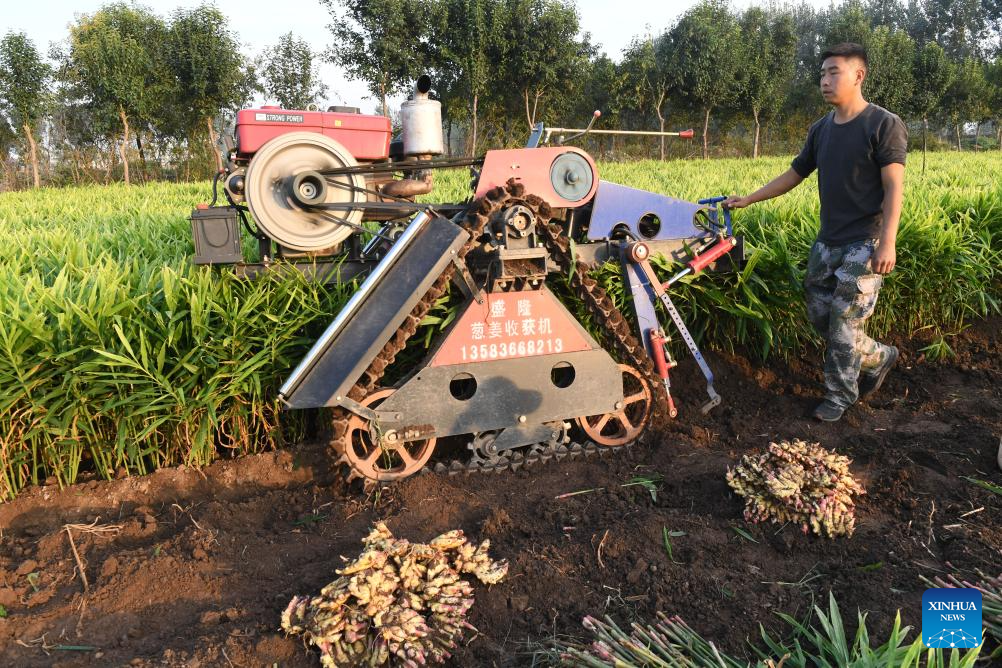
209, 170, 222, 207
221, 182, 267, 241
237, 207, 267, 241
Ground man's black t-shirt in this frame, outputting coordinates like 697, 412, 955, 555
791, 103, 907, 246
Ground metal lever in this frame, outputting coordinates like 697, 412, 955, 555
530, 110, 696, 148
554, 110, 602, 145
698, 195, 733, 236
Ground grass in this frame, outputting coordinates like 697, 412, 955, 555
662, 527, 684, 564
544, 592, 984, 667
621, 474, 663, 501
554, 474, 665, 500
0, 183, 354, 498
0, 152, 999, 500
732, 526, 760, 543
960, 476, 1002, 496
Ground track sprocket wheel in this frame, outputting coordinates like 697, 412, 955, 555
342, 389, 437, 482
575, 364, 652, 447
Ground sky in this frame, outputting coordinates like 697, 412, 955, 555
2, 0, 830, 115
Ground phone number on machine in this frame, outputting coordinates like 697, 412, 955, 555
459, 338, 565, 361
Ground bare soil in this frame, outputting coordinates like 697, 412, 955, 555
1, 319, 999, 667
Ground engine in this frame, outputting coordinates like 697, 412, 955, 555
214, 75, 446, 257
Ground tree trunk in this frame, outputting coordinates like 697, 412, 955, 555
118, 107, 131, 185
702, 107, 712, 160
106, 142, 115, 184
956, 124, 962, 151
658, 115, 666, 160
922, 117, 928, 175
22, 122, 40, 188
206, 116, 223, 173
380, 78, 388, 118
524, 90, 544, 130
752, 108, 761, 159
0, 157, 11, 191
655, 88, 667, 161
472, 93, 478, 155
71, 149, 80, 184
136, 132, 148, 182
973, 121, 981, 151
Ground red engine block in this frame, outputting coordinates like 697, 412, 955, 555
234, 107, 392, 162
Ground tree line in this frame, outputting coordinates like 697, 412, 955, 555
1, 0, 1000, 190
330, 0, 1002, 160
0, 3, 322, 189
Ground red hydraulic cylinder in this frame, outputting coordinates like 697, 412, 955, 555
648, 329, 678, 418
686, 236, 738, 274
663, 235, 738, 288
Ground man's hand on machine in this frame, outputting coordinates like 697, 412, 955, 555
722, 194, 752, 209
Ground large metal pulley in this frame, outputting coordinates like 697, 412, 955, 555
550, 151, 593, 202
244, 132, 366, 252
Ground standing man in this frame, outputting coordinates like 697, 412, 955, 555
724, 43, 907, 422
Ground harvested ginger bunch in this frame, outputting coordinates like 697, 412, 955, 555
727, 439, 865, 538
282, 522, 507, 666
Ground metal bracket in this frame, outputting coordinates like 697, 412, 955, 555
374, 409, 404, 423
526, 122, 546, 148
451, 255, 483, 303
632, 257, 722, 413
337, 398, 431, 444
484, 423, 560, 454
336, 396, 417, 429
497, 247, 548, 260
336, 395, 378, 421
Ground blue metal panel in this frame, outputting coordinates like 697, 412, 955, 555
622, 260, 659, 359
587, 180, 705, 241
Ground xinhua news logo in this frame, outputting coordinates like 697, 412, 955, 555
922, 588, 982, 649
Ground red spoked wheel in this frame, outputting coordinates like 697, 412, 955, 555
574, 364, 652, 447
342, 389, 437, 482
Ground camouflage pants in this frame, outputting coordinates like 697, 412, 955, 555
804, 239, 893, 408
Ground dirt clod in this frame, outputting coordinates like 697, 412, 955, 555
101, 557, 119, 579
508, 595, 530, 611
200, 611, 222, 625
15, 560, 37, 576
0, 587, 17, 607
